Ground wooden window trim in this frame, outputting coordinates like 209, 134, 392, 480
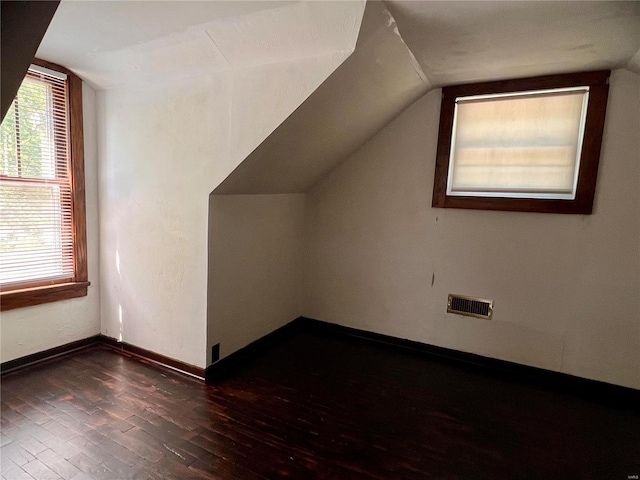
1, 58, 89, 311
1, 282, 90, 311
432, 70, 610, 214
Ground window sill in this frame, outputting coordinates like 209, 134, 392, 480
0, 282, 90, 311
432, 195, 594, 214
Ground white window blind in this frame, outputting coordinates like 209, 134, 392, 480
447, 87, 589, 199
0, 67, 75, 289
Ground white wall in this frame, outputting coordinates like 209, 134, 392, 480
1, 83, 101, 362
92, 2, 364, 370
98, 54, 351, 369
208, 194, 305, 363
303, 68, 640, 389
98, 76, 229, 369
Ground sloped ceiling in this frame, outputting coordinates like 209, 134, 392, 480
38, 0, 640, 90
627, 49, 640, 76
386, 0, 640, 86
214, 1, 429, 194
216, 0, 640, 195
36, 1, 640, 194
37, 1, 363, 89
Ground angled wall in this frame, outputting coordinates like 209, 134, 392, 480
214, 1, 429, 194
98, 2, 364, 369
303, 69, 640, 389
207, 1, 430, 364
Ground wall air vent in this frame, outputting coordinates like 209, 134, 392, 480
447, 294, 493, 319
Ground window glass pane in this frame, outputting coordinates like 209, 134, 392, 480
0, 102, 19, 177
17, 78, 57, 179
449, 89, 587, 197
0, 183, 74, 286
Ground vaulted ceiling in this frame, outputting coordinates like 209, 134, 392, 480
214, 1, 429, 194
38, 1, 640, 89
387, 1, 640, 85
36, 1, 640, 194
215, 0, 640, 194
37, 1, 363, 89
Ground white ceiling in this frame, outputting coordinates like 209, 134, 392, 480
38, 1, 640, 89
214, 0, 640, 194
37, 1, 364, 88
215, 1, 429, 194
38, 0, 640, 87
38, 1, 292, 60
386, 0, 640, 86
36, 0, 640, 194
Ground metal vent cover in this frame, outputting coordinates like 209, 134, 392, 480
447, 294, 493, 319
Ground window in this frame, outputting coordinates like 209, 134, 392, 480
432, 70, 610, 214
0, 59, 88, 310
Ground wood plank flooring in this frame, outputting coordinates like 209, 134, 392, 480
1, 331, 639, 479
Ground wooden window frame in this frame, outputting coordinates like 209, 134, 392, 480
432, 70, 610, 214
1, 58, 89, 311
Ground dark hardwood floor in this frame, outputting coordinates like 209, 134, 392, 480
1, 331, 639, 479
